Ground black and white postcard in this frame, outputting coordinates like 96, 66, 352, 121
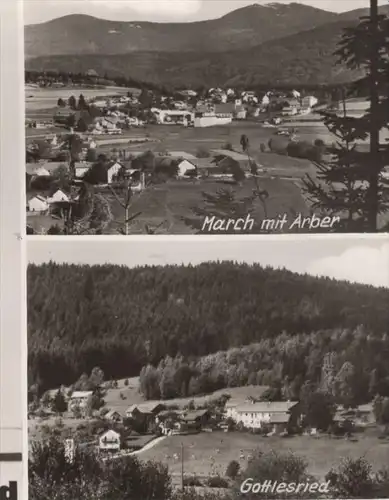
26, 236, 389, 499
24, 0, 389, 235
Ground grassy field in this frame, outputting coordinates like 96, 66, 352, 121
103, 176, 309, 235
103, 379, 268, 414
25, 85, 140, 111
141, 431, 389, 481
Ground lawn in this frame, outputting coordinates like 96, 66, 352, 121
103, 176, 310, 235
103, 381, 269, 413
140, 431, 389, 481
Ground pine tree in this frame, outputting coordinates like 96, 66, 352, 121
303, 10, 389, 232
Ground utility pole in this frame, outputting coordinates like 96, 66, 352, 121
368, 0, 380, 232
181, 442, 185, 494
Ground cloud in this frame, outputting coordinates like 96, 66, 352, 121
307, 243, 389, 288
86, 0, 202, 17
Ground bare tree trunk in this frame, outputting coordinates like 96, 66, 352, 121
368, 0, 380, 232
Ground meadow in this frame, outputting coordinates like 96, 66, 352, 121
141, 431, 389, 482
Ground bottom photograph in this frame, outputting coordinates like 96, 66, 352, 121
26, 236, 389, 500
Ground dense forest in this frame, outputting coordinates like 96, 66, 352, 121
25, 19, 364, 89
27, 262, 389, 396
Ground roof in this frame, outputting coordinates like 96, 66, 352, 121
37, 162, 69, 174
168, 151, 197, 160
105, 409, 122, 418
236, 401, 298, 414
100, 429, 120, 439
181, 409, 209, 421
212, 149, 249, 161
127, 402, 164, 414
357, 404, 374, 413
30, 195, 47, 203
70, 391, 93, 399
192, 158, 216, 170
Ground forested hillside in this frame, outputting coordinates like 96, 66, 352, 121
27, 262, 389, 394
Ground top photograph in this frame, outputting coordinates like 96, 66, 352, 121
24, 0, 389, 235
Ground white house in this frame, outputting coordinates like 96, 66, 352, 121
107, 161, 123, 184
28, 195, 49, 212
232, 401, 299, 430
99, 430, 121, 452
67, 391, 93, 413
32, 166, 51, 177
302, 95, 318, 108
177, 159, 197, 178
47, 189, 69, 203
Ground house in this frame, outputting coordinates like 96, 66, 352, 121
334, 404, 375, 426
302, 95, 318, 108
107, 161, 123, 184
193, 158, 218, 177
177, 159, 197, 178
47, 189, 69, 204
99, 429, 121, 452
211, 149, 248, 162
179, 409, 210, 430
105, 410, 122, 423
217, 155, 250, 174
126, 402, 165, 421
27, 195, 49, 213
27, 165, 50, 177
232, 401, 300, 430
67, 391, 93, 413
74, 162, 92, 179
234, 106, 247, 120
168, 151, 197, 160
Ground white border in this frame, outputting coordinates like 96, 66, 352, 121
0, 0, 27, 497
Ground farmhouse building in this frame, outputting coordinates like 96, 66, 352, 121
67, 391, 93, 413
231, 401, 299, 431
126, 402, 165, 421
47, 189, 69, 204
99, 429, 121, 452
176, 159, 197, 178
105, 410, 122, 423
27, 195, 49, 213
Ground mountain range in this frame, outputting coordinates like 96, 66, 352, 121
25, 3, 389, 87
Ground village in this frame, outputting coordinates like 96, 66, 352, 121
28, 374, 383, 484
26, 74, 341, 234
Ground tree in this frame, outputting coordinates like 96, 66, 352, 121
78, 94, 87, 110
226, 460, 240, 479
300, 383, 336, 431
326, 457, 376, 498
86, 148, 98, 163
68, 95, 77, 110
303, 11, 389, 232
57, 98, 66, 107
76, 117, 88, 132
235, 450, 314, 499
240, 134, 249, 152
51, 389, 67, 414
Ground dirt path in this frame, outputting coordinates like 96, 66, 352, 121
103, 435, 166, 461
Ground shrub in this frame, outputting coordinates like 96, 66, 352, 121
196, 147, 210, 158
226, 460, 240, 479
184, 476, 203, 486
260, 143, 266, 153
222, 142, 233, 151
268, 136, 289, 154
124, 379, 129, 386
207, 475, 229, 488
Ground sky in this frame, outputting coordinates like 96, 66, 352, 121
23, 0, 388, 25
27, 236, 389, 288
